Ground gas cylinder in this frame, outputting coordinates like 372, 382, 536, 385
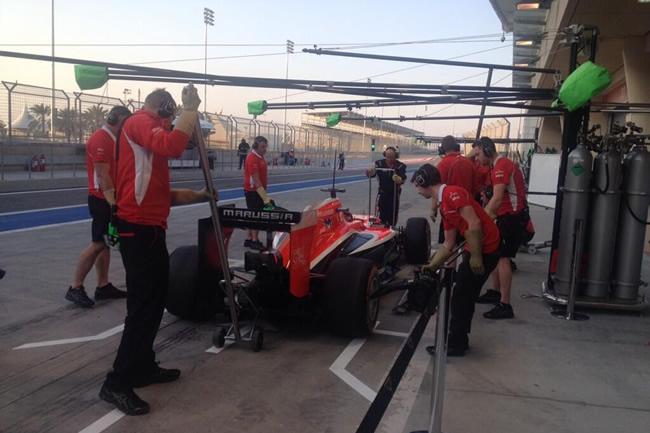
611, 146, 650, 301
555, 144, 593, 296
584, 148, 622, 298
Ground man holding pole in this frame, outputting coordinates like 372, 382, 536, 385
99, 85, 217, 416
366, 146, 407, 226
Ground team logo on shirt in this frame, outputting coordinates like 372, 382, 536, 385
449, 191, 461, 202
494, 169, 505, 179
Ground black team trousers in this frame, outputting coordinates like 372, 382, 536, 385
448, 251, 500, 348
105, 220, 169, 390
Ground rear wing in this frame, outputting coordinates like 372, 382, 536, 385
218, 207, 302, 232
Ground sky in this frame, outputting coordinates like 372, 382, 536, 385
0, 0, 521, 137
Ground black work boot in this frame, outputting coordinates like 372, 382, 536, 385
483, 302, 515, 320
475, 289, 501, 304
425, 343, 468, 357
65, 286, 95, 308
99, 383, 150, 416
133, 365, 181, 388
95, 283, 127, 300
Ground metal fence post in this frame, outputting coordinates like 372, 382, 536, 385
3, 81, 18, 141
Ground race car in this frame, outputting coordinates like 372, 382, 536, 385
166, 188, 431, 340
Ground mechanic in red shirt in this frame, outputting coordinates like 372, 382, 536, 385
471, 140, 491, 197
474, 137, 529, 320
243, 136, 270, 250
413, 163, 500, 356
432, 135, 477, 242
100, 85, 216, 416
65, 106, 131, 308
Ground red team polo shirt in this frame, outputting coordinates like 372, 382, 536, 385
473, 158, 490, 190
439, 185, 500, 254
490, 156, 527, 216
86, 125, 116, 200
115, 110, 191, 229
243, 150, 268, 192
436, 151, 478, 195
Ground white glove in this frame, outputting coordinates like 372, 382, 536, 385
182, 83, 201, 111
366, 166, 377, 177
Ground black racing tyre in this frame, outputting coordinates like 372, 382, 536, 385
167, 245, 220, 321
404, 217, 431, 264
324, 258, 380, 338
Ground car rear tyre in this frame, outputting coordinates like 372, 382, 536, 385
167, 245, 220, 321
324, 258, 380, 338
404, 217, 431, 264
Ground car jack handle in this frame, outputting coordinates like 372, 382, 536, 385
193, 111, 241, 341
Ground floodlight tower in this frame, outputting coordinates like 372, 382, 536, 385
203, 7, 214, 113
284, 39, 294, 151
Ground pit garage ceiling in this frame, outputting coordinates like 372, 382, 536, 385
490, 0, 650, 89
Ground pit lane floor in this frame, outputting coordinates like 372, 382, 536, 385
1, 166, 649, 433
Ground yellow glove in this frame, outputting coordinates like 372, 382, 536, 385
182, 83, 201, 111
465, 229, 485, 275
485, 208, 496, 220
256, 186, 271, 205
429, 200, 439, 223
103, 188, 115, 206
392, 174, 403, 184
367, 165, 377, 177
422, 246, 453, 275
198, 187, 218, 203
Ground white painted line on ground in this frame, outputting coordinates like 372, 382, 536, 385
373, 329, 410, 338
205, 340, 236, 354
377, 317, 436, 432
78, 409, 125, 433
330, 336, 377, 402
329, 323, 413, 402
13, 325, 124, 350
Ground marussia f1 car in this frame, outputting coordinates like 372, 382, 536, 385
166, 185, 431, 348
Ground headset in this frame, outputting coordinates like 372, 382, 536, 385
412, 164, 441, 188
157, 92, 177, 118
383, 146, 399, 158
413, 168, 430, 188
479, 137, 496, 158
106, 106, 132, 126
252, 135, 268, 149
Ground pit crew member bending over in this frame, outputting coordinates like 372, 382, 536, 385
413, 163, 500, 357
366, 146, 407, 226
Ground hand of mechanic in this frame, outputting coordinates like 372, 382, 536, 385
465, 229, 485, 275
392, 174, 403, 184
256, 186, 272, 205
366, 165, 377, 177
198, 187, 218, 203
421, 246, 453, 275
182, 83, 201, 111
103, 188, 116, 206
485, 208, 496, 220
